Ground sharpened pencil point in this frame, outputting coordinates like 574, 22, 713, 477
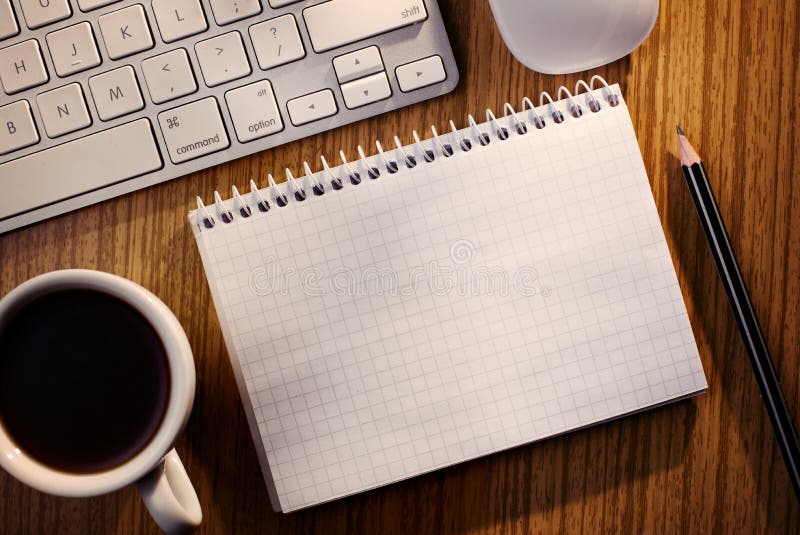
677, 126, 701, 166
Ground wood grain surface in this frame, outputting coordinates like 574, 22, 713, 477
1, 0, 799, 533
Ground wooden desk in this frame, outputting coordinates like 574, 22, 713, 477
1, 0, 798, 532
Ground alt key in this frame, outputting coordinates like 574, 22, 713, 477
225, 80, 284, 143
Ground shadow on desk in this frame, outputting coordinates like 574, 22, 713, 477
295, 404, 696, 534
663, 152, 797, 532
169, 154, 700, 534
187, 361, 698, 535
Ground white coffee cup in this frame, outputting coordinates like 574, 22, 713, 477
0, 270, 202, 534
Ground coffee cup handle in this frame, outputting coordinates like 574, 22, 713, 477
136, 448, 202, 534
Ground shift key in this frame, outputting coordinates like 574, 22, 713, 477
303, 0, 427, 53
158, 97, 230, 164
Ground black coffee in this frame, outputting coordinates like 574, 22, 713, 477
0, 289, 171, 473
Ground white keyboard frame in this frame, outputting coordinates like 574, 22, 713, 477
0, 0, 458, 233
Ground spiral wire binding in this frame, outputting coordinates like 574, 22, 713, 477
303, 161, 326, 195
357, 145, 380, 179
249, 179, 269, 212
320, 155, 343, 190
429, 125, 454, 157
266, 173, 288, 207
338, 149, 361, 184
393, 135, 417, 168
521, 97, 546, 129
231, 185, 251, 218
539, 91, 564, 124
575, 80, 601, 113
412, 129, 435, 162
485, 109, 509, 140
557, 87, 582, 118
449, 120, 471, 152
503, 103, 528, 135
467, 114, 491, 145
195, 77, 620, 229
375, 140, 400, 173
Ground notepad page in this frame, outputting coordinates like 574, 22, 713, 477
191, 87, 707, 511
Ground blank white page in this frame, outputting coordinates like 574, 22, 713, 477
190, 85, 707, 511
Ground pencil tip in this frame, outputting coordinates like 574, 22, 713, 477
676, 124, 684, 136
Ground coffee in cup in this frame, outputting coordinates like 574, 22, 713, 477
0, 270, 202, 534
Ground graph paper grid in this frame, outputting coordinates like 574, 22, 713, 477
191, 85, 707, 511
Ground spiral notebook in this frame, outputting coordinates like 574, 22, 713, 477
189, 78, 707, 512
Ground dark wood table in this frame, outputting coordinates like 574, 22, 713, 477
2, 0, 798, 532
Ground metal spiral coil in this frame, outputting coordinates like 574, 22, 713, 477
196, 76, 619, 229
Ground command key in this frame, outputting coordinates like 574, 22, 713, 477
158, 97, 230, 164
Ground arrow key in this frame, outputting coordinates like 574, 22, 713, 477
340, 71, 391, 109
195, 31, 251, 87
333, 45, 383, 83
395, 55, 446, 93
287, 89, 337, 126
141, 48, 197, 104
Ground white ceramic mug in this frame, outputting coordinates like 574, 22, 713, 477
0, 270, 202, 534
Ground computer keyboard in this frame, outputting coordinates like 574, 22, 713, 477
0, 0, 458, 233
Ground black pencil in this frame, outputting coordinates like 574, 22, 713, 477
677, 125, 800, 500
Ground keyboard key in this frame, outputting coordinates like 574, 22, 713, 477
152, 0, 207, 43
249, 15, 305, 70
225, 80, 283, 143
304, 0, 427, 53
340, 71, 391, 109
46, 22, 101, 77
0, 0, 19, 40
141, 48, 197, 104
195, 31, 250, 87
99, 4, 154, 60
0, 119, 161, 219
395, 55, 446, 92
158, 97, 229, 164
0, 100, 38, 155
37, 82, 92, 138
286, 89, 337, 126
77, 0, 120, 11
0, 39, 48, 94
268, 0, 301, 7
89, 65, 144, 121
209, 0, 261, 25
333, 46, 383, 83
19, 0, 70, 30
